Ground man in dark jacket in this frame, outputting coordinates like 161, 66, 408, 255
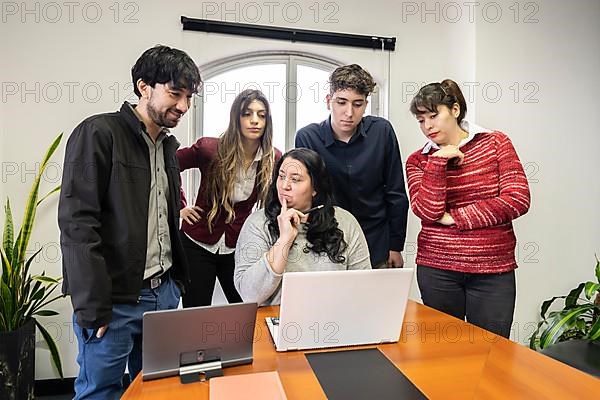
58, 45, 201, 399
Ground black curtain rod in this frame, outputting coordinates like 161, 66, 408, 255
181, 16, 395, 51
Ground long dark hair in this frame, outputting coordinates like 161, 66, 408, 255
204, 89, 275, 231
409, 79, 467, 124
264, 148, 347, 263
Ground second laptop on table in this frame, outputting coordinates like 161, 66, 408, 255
266, 268, 414, 352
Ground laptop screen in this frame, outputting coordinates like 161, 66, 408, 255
142, 302, 257, 380
272, 269, 414, 351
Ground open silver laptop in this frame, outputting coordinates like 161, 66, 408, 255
142, 302, 257, 381
266, 268, 414, 352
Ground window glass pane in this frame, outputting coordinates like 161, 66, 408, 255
201, 64, 287, 151
295, 65, 330, 132
295, 65, 371, 133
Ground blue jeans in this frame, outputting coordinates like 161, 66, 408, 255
72, 275, 181, 400
417, 265, 516, 338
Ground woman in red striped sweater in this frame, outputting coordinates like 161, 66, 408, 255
406, 79, 530, 338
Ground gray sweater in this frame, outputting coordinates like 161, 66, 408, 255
234, 206, 371, 305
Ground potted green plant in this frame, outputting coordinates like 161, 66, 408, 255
529, 257, 600, 350
0, 133, 64, 400
528, 256, 600, 376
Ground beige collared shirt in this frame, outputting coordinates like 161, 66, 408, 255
131, 103, 173, 280
140, 131, 173, 279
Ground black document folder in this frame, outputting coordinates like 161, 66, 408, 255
305, 348, 427, 400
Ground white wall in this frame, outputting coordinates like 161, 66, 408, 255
1, 0, 598, 379
474, 0, 600, 343
0, 77, 4, 203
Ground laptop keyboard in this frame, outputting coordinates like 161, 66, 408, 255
266, 317, 279, 346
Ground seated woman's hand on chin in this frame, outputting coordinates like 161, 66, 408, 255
233, 148, 371, 306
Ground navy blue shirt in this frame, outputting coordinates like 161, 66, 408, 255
295, 116, 409, 265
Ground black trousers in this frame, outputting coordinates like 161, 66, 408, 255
417, 265, 516, 338
180, 232, 242, 307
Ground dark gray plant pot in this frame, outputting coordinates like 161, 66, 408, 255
541, 339, 600, 378
0, 318, 36, 400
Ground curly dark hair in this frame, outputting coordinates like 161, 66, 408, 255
409, 79, 467, 124
328, 64, 376, 97
264, 148, 347, 263
131, 45, 202, 98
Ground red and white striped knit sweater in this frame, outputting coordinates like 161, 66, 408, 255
405, 131, 530, 273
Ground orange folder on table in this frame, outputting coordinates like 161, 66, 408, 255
209, 371, 287, 400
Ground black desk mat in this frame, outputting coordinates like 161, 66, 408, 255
305, 348, 428, 400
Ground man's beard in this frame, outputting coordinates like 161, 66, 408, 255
147, 102, 181, 129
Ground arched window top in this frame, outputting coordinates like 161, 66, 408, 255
199, 51, 343, 79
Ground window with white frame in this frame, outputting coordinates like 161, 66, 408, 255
192, 51, 379, 151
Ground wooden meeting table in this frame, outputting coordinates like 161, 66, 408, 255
122, 301, 599, 399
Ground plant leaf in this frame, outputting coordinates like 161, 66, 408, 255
0, 279, 14, 331
540, 296, 565, 319
11, 230, 21, 274
35, 319, 64, 378
11, 305, 26, 329
22, 248, 43, 288
39, 133, 63, 172
565, 283, 585, 308
528, 320, 545, 350
30, 291, 64, 316
587, 314, 600, 341
539, 305, 594, 349
36, 185, 61, 207
0, 283, 8, 330
0, 245, 12, 285
584, 282, 600, 301
13, 194, 38, 270
32, 275, 61, 285
596, 255, 600, 283
27, 278, 42, 303
29, 286, 46, 302
13, 133, 63, 268
2, 198, 14, 265
574, 319, 587, 332
0, 312, 7, 332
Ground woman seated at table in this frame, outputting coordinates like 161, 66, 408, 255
234, 148, 371, 305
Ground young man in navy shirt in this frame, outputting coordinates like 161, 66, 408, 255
295, 64, 408, 268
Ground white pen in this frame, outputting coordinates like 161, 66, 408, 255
303, 204, 324, 214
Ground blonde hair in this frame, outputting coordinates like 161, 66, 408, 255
204, 89, 274, 231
